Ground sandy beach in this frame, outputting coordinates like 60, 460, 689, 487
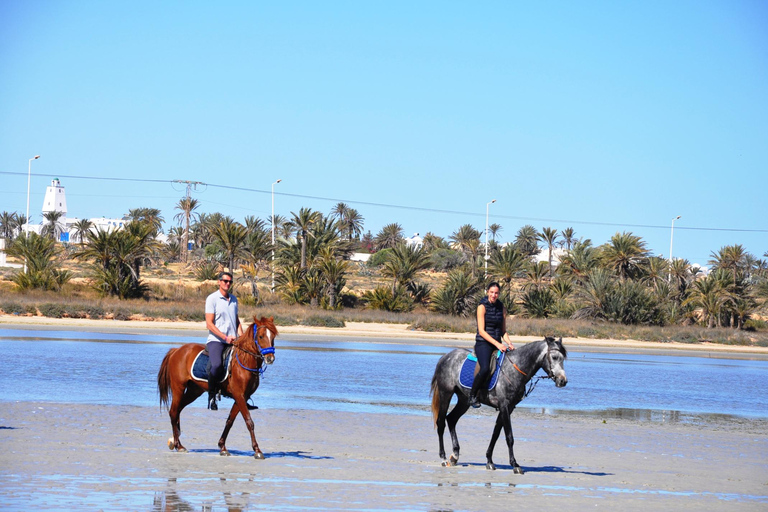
1, 316, 767, 510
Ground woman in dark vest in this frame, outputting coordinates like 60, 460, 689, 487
469, 282, 515, 408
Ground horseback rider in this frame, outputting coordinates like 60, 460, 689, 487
205, 271, 244, 410
469, 282, 514, 408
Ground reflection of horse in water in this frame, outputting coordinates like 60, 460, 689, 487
157, 316, 278, 459
430, 336, 568, 474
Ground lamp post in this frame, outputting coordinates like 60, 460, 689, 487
669, 215, 681, 281
24, 155, 40, 273
271, 179, 282, 293
485, 199, 496, 276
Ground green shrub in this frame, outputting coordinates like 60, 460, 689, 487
367, 249, 392, 267
303, 315, 345, 328
0, 302, 24, 315
362, 286, 414, 313
744, 318, 767, 331
38, 303, 66, 318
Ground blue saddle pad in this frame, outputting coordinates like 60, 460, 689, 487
459, 351, 505, 390
191, 346, 233, 382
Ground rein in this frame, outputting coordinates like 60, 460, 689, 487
231, 326, 276, 375
503, 345, 555, 398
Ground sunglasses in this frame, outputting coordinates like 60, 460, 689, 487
220, 279, 233, 284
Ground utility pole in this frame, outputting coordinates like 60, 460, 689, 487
173, 180, 204, 263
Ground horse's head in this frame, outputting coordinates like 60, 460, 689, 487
542, 336, 568, 387
252, 316, 278, 365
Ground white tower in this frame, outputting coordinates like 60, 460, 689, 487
42, 178, 68, 217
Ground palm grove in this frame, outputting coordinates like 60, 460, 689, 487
1, 202, 766, 331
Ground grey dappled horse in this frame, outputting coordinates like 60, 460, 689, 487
430, 336, 568, 474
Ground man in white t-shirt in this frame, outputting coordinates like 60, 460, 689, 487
204, 271, 243, 410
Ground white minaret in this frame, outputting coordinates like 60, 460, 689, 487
42, 178, 68, 217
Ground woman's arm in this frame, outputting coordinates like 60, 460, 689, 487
500, 307, 514, 350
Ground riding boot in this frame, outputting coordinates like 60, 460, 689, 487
207, 376, 218, 411
468, 380, 483, 408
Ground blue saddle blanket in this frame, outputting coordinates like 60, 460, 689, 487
459, 351, 505, 390
191, 347, 234, 382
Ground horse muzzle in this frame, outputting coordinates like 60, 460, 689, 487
264, 354, 275, 365
554, 373, 567, 387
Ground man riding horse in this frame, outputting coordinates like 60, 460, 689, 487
205, 271, 244, 410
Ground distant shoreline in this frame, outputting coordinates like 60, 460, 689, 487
2, 314, 767, 360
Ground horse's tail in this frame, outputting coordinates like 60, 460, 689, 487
430, 371, 440, 430
157, 348, 176, 410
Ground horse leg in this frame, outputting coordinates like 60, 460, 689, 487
435, 390, 452, 465
485, 413, 505, 470
168, 385, 203, 452
500, 409, 523, 474
216, 402, 240, 456
444, 396, 470, 466
236, 396, 264, 459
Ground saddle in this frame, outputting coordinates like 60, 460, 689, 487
191, 345, 234, 383
458, 350, 505, 390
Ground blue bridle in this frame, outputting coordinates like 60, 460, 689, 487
234, 326, 275, 374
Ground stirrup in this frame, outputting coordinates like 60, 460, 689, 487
246, 399, 259, 411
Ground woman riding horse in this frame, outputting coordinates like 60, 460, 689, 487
470, 282, 515, 408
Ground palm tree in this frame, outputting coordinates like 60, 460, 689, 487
450, 224, 481, 276
558, 240, 598, 284
316, 247, 350, 309
682, 270, 733, 328
72, 218, 94, 246
381, 243, 431, 294
124, 220, 162, 295
173, 197, 200, 263
41, 211, 66, 241
513, 225, 540, 257
0, 211, 20, 240
125, 207, 164, 235
288, 208, 322, 270
488, 245, 527, 288
709, 244, 749, 285
524, 261, 550, 290
421, 232, 448, 252
560, 227, 576, 250
6, 232, 71, 290
213, 217, 249, 273
430, 268, 483, 317
374, 223, 404, 251
339, 208, 364, 241
488, 223, 502, 242
537, 227, 559, 279
643, 256, 669, 292
599, 232, 649, 281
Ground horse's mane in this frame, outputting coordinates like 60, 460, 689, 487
512, 336, 567, 361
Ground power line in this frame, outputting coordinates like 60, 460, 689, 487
2, 170, 766, 234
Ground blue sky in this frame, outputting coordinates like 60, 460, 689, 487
1, 1, 766, 267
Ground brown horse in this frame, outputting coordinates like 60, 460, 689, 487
157, 315, 278, 459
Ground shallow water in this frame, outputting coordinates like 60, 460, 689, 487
1, 328, 767, 421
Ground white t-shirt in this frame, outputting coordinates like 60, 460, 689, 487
205, 290, 239, 344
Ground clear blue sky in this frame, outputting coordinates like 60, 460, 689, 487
1, 1, 766, 266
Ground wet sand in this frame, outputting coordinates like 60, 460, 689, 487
2, 317, 768, 510
1, 401, 766, 511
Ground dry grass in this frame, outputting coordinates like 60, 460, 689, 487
1, 264, 767, 347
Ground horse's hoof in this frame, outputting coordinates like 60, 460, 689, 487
167, 438, 175, 450
220, 450, 230, 457
441, 460, 452, 467
513, 466, 525, 475
177, 447, 187, 453
254, 451, 265, 460
449, 454, 459, 465
486, 462, 496, 471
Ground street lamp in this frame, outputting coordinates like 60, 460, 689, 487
271, 179, 282, 293
485, 199, 496, 275
24, 155, 40, 273
669, 215, 681, 281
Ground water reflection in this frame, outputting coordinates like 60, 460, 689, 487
152, 477, 253, 512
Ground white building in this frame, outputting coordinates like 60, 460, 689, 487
24, 178, 127, 243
